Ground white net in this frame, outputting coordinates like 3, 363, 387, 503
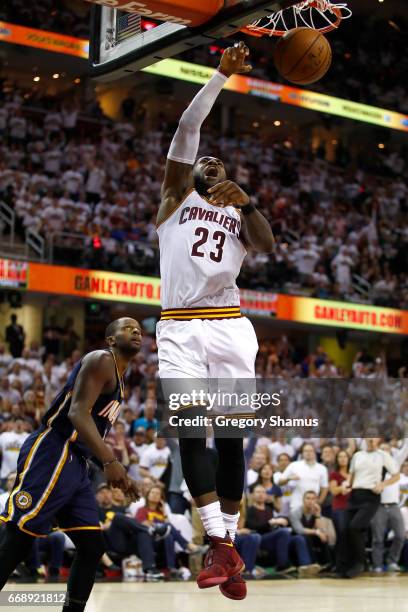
244, 0, 352, 36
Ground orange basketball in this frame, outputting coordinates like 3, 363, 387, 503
273, 27, 332, 85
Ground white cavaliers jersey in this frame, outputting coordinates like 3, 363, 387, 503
157, 189, 246, 309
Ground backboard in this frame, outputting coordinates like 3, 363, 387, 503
89, 0, 297, 81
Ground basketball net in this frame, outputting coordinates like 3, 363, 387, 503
241, 0, 352, 37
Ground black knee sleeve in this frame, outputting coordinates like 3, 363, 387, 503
179, 437, 217, 498
69, 530, 106, 562
214, 437, 245, 501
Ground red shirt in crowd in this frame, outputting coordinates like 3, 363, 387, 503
135, 506, 166, 523
329, 471, 350, 511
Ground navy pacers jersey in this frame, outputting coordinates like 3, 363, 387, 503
0, 349, 123, 536
41, 349, 123, 457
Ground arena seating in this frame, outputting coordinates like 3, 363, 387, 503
0, 88, 406, 309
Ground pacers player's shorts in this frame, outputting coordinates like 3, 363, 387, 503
0, 427, 100, 537
157, 313, 258, 416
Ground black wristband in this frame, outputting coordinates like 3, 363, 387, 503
241, 203, 256, 215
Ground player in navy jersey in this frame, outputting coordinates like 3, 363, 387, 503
0, 318, 141, 612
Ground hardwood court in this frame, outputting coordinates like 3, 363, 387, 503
3, 578, 407, 612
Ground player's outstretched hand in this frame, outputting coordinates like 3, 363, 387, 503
124, 478, 140, 502
208, 180, 250, 207
104, 459, 129, 490
218, 41, 251, 77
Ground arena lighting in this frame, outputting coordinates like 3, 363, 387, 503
92, 235, 102, 249
388, 20, 401, 32
33, 76, 40, 82
141, 19, 156, 30
378, 143, 385, 149
274, 120, 281, 126
52, 73, 59, 79
74, 78, 81, 84
209, 44, 224, 55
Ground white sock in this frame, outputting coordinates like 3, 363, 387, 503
197, 501, 226, 538
222, 512, 240, 542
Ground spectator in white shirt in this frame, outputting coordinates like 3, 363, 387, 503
42, 200, 65, 232
114, 122, 135, 143
0, 345, 12, 378
62, 166, 83, 199
371, 438, 408, 572
7, 362, 32, 391
44, 110, 62, 136
139, 437, 170, 481
292, 240, 320, 279
0, 377, 21, 407
0, 472, 17, 513
9, 110, 27, 142
246, 453, 267, 489
273, 453, 294, 517
336, 437, 399, 578
128, 427, 149, 481
312, 265, 330, 289
85, 159, 106, 204
331, 246, 354, 293
276, 443, 329, 511
14, 348, 41, 374
268, 435, 295, 465
61, 104, 78, 140
0, 419, 29, 483
44, 147, 63, 176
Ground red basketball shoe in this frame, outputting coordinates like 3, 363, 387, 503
197, 534, 244, 589
219, 573, 247, 600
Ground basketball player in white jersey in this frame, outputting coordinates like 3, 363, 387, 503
156, 42, 274, 600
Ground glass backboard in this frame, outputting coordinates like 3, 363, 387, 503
89, 0, 297, 81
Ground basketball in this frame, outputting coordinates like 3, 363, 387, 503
273, 27, 332, 85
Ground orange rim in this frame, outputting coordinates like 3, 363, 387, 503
240, 5, 343, 37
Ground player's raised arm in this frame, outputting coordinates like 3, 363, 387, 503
68, 351, 135, 495
157, 42, 252, 225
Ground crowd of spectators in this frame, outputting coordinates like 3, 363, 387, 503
0, 0, 90, 39
1, 88, 407, 309
0, 321, 407, 581
2, 1, 407, 113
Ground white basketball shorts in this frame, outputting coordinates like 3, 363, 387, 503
156, 317, 258, 416
156, 316, 258, 379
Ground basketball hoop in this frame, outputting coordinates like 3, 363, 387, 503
241, 0, 352, 38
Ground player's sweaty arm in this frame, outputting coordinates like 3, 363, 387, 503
157, 42, 251, 226
240, 206, 275, 253
68, 352, 138, 497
